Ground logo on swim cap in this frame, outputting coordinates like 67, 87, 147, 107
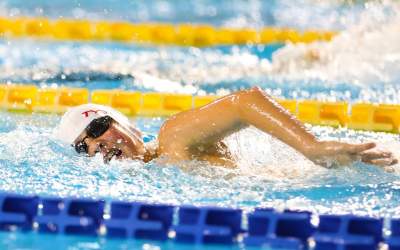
81, 109, 107, 118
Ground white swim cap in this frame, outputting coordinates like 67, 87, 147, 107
54, 103, 132, 145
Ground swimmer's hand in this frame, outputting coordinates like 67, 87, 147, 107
307, 141, 398, 169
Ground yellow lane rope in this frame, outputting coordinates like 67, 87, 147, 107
0, 16, 337, 46
0, 84, 399, 133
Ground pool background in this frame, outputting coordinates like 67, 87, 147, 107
1, 0, 400, 249
0, 0, 373, 30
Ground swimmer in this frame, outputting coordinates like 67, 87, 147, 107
55, 87, 397, 168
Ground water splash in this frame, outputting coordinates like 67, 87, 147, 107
270, 0, 400, 88
0, 112, 399, 217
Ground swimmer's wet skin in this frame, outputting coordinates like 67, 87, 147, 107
55, 87, 397, 168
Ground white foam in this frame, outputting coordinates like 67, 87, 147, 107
222, 126, 327, 181
269, 0, 400, 86
0, 41, 270, 92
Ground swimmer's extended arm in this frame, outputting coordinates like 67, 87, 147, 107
158, 87, 396, 167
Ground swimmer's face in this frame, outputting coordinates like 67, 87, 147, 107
73, 120, 146, 163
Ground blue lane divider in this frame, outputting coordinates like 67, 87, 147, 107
0, 192, 397, 249
105, 201, 174, 240
35, 197, 105, 236
313, 215, 383, 250
387, 220, 400, 250
0, 194, 38, 231
173, 206, 242, 244
244, 208, 314, 249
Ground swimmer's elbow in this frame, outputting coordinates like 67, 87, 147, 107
238, 86, 269, 102
248, 86, 272, 99
250, 86, 263, 93
233, 86, 270, 111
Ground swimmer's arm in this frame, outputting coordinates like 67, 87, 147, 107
231, 88, 395, 166
160, 87, 318, 157
159, 87, 395, 166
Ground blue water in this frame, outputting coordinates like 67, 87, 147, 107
1, 0, 369, 30
0, 231, 258, 250
1, 0, 400, 249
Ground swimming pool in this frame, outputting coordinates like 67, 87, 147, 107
1, 0, 400, 249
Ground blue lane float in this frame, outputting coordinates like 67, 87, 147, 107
105, 201, 174, 240
174, 206, 242, 244
0, 194, 38, 231
313, 215, 383, 250
35, 197, 105, 236
0, 192, 396, 249
387, 220, 400, 250
244, 208, 314, 249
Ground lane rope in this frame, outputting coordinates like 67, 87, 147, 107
0, 192, 389, 249
0, 16, 337, 46
0, 84, 399, 133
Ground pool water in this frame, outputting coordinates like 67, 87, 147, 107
1, 0, 400, 249
1, 111, 400, 215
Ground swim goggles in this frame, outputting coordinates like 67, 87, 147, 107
74, 115, 113, 154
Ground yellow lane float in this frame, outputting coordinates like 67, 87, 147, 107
0, 16, 337, 46
0, 84, 399, 133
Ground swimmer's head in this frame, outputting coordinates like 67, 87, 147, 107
54, 103, 145, 163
